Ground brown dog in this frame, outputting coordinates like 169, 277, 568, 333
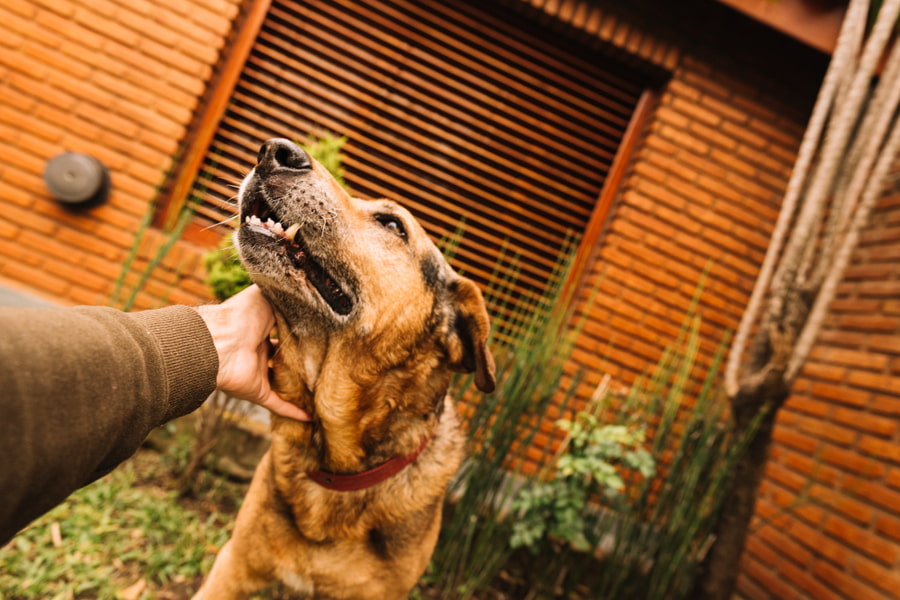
192, 139, 495, 599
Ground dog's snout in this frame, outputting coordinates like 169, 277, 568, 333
257, 138, 311, 173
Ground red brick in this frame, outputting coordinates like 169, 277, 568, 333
860, 225, 900, 245
3, 6, 60, 48
694, 170, 750, 206
72, 102, 139, 137
766, 461, 810, 493
43, 257, 109, 292
1, 260, 68, 296
658, 123, 711, 155
833, 407, 897, 437
783, 395, 831, 419
777, 561, 841, 600
772, 424, 819, 454
810, 382, 871, 407
782, 448, 840, 485
34, 7, 105, 48
829, 297, 882, 313
870, 394, 900, 417
788, 519, 849, 565
846, 476, 900, 512
0, 32, 22, 54
671, 95, 721, 126
116, 9, 180, 46
812, 346, 889, 370
857, 435, 900, 463
842, 264, 896, 281
736, 142, 790, 176
810, 484, 873, 525
796, 414, 856, 446
824, 514, 899, 564
874, 513, 900, 543
653, 104, 691, 130
55, 228, 119, 261
799, 360, 846, 382
812, 560, 886, 600
175, 33, 222, 66
666, 76, 702, 102
186, 1, 238, 36
101, 38, 167, 77
868, 244, 900, 261
0, 238, 42, 267
838, 309, 900, 332
0, 139, 47, 176
72, 4, 138, 46
820, 444, 886, 478
16, 131, 59, 165
18, 229, 87, 264
746, 116, 802, 150
741, 554, 802, 600
33, 104, 102, 142
868, 334, 900, 354
857, 280, 900, 297
711, 147, 757, 181
853, 556, 900, 598
3, 0, 37, 18
0, 40, 50, 78
847, 371, 900, 394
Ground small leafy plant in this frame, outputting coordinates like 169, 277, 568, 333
204, 233, 252, 301
510, 412, 655, 554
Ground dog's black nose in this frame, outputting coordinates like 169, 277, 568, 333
257, 138, 311, 173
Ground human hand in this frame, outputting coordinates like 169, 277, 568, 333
196, 285, 310, 422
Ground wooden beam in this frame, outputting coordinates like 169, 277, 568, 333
716, 0, 845, 54
157, 0, 272, 231
565, 88, 659, 304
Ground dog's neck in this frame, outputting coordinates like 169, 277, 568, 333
269, 321, 446, 474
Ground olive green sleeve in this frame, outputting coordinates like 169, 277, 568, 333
0, 304, 218, 544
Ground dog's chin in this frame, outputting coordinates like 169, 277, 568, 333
236, 228, 356, 330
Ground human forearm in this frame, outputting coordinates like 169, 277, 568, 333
0, 305, 217, 543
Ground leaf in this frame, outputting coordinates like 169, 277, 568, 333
121, 578, 147, 600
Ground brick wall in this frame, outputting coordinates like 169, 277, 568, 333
553, 0, 824, 407
573, 49, 811, 387
0, 0, 240, 307
737, 190, 900, 600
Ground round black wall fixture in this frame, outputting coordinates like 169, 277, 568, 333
43, 152, 110, 208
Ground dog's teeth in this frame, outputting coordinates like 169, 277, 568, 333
272, 222, 284, 235
266, 218, 276, 228
285, 223, 301, 241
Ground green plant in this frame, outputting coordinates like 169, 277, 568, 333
510, 414, 655, 554
302, 131, 348, 188
204, 232, 252, 301
428, 235, 587, 599
0, 453, 236, 599
423, 267, 763, 600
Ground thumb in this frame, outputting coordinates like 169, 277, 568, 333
257, 389, 311, 422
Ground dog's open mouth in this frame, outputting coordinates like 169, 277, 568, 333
243, 202, 354, 316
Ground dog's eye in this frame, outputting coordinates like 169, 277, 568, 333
376, 215, 406, 238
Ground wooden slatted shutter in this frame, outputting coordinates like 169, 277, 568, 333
184, 0, 647, 335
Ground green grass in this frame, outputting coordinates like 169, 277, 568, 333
0, 450, 239, 600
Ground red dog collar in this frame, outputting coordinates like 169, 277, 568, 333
306, 436, 431, 492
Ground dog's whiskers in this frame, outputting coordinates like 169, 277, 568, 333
200, 213, 240, 232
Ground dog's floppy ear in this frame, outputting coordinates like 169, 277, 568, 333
444, 276, 496, 393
